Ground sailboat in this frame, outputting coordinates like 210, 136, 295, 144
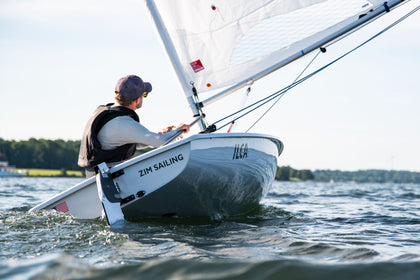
29, 0, 415, 224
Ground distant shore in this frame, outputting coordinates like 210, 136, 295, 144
10, 167, 420, 184
276, 166, 420, 184
17, 168, 84, 178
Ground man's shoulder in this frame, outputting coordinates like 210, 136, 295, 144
110, 115, 135, 121
105, 115, 139, 126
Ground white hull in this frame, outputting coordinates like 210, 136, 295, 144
28, 176, 101, 219
29, 133, 283, 220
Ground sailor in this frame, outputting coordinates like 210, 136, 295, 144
78, 74, 190, 177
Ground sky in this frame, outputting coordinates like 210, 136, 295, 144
1, 0, 419, 172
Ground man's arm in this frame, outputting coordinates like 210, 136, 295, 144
97, 116, 181, 150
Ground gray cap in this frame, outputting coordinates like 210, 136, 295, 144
115, 75, 152, 101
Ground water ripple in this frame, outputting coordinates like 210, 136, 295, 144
1, 178, 420, 278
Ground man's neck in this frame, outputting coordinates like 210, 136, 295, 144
126, 104, 136, 111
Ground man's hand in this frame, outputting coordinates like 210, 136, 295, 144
158, 124, 190, 134
158, 126, 176, 134
177, 124, 191, 133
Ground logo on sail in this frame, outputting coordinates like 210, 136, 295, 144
190, 59, 204, 73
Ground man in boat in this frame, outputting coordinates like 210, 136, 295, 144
78, 74, 190, 177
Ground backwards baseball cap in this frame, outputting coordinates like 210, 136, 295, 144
115, 75, 152, 101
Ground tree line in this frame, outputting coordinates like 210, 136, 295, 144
276, 166, 420, 183
313, 169, 420, 184
1, 138, 419, 183
0, 138, 81, 170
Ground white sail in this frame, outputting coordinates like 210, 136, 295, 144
144, 0, 408, 112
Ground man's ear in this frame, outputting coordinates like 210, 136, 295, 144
133, 97, 141, 104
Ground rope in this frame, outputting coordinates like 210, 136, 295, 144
210, 4, 420, 132
246, 50, 322, 132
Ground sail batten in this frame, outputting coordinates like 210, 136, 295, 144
144, 0, 409, 112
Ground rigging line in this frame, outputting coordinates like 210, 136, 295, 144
211, 63, 314, 127
211, 82, 287, 126
216, 52, 345, 131
216, 73, 315, 131
213, 4, 420, 132
246, 50, 322, 132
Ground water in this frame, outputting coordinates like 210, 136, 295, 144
0, 178, 419, 279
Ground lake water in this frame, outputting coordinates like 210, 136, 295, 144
0, 178, 419, 279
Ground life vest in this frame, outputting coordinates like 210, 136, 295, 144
78, 103, 140, 169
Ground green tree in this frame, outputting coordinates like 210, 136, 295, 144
275, 166, 314, 181
276, 166, 291, 181
300, 169, 314, 181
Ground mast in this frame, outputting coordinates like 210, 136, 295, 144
144, 0, 207, 130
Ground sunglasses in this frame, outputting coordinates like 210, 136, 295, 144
143, 92, 149, 98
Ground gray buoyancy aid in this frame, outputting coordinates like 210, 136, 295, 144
78, 103, 140, 169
